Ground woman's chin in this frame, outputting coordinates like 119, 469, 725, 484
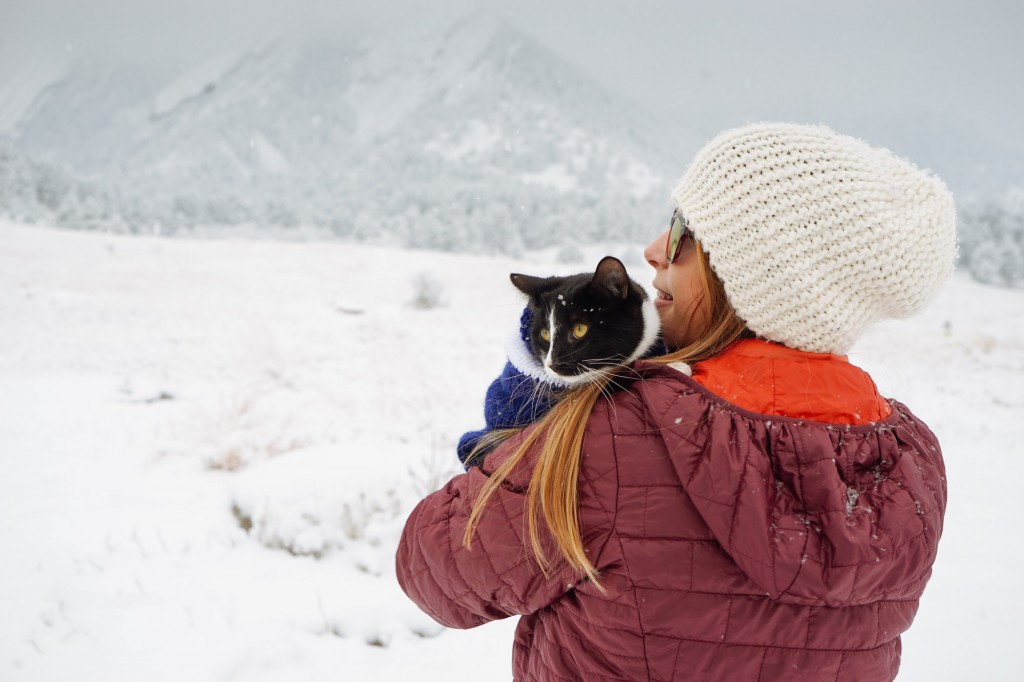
657, 322, 686, 350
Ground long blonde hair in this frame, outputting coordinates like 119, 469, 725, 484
463, 243, 752, 585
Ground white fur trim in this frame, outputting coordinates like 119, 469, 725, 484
504, 329, 573, 388
667, 361, 693, 376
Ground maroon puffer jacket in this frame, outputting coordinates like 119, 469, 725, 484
396, 362, 946, 681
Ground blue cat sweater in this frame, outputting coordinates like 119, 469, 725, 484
457, 309, 666, 467
456, 309, 560, 467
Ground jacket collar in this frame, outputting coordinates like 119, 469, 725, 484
689, 339, 891, 425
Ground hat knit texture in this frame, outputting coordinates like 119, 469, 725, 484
671, 122, 957, 355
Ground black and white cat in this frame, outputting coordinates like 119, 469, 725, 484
508, 256, 662, 388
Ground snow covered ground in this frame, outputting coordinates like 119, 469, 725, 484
1, 220, 1022, 681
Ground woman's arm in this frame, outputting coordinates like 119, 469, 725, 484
455, 360, 558, 467
398, 406, 619, 628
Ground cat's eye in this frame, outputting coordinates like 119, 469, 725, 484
572, 323, 589, 339
540, 329, 551, 342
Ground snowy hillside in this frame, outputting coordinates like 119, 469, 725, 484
0, 54, 73, 136
1, 221, 1022, 680
0, 17, 686, 250
3, 12, 1021, 286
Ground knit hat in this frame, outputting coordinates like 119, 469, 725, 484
671, 122, 957, 355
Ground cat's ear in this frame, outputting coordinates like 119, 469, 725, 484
591, 256, 630, 300
510, 273, 555, 299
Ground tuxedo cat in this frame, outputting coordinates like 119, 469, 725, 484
509, 256, 661, 388
456, 256, 662, 467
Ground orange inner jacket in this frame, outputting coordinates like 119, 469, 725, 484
690, 338, 892, 425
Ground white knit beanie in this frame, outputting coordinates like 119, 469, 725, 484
671, 122, 957, 355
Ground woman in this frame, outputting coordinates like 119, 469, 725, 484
396, 123, 955, 680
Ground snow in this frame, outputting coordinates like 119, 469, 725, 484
250, 132, 291, 174
620, 158, 662, 199
423, 119, 503, 161
0, 17, 680, 248
2, 220, 1023, 680
521, 163, 578, 193
152, 51, 245, 118
0, 56, 71, 135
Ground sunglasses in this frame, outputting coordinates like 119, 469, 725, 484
666, 209, 694, 264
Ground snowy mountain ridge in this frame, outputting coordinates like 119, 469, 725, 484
3, 12, 1021, 277
0, 16, 690, 251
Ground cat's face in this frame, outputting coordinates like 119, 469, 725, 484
510, 257, 660, 387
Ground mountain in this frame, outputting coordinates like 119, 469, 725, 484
0, 16, 695, 251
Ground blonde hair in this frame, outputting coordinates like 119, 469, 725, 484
463, 243, 752, 586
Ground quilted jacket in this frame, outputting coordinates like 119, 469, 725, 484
396, 346, 947, 681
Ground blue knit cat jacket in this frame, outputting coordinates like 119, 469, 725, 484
456, 308, 559, 467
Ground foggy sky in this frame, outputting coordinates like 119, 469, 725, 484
2, 0, 1022, 153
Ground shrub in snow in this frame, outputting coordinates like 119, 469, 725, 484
958, 192, 1024, 289
408, 272, 447, 309
193, 393, 311, 471
35, 165, 74, 211
228, 444, 419, 562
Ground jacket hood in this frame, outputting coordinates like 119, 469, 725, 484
631, 361, 946, 608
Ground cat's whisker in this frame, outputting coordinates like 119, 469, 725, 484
615, 363, 646, 382
578, 355, 620, 364
515, 379, 559, 424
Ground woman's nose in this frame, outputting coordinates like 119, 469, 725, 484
644, 230, 669, 270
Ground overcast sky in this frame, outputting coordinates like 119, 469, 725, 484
2, 0, 1022, 154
